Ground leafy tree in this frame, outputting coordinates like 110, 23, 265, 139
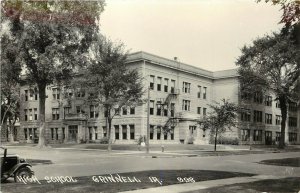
1, 34, 21, 142
1, 1, 105, 147
257, 0, 300, 26
236, 32, 300, 148
76, 35, 143, 151
198, 99, 238, 151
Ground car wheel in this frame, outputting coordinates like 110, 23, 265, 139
14, 167, 32, 182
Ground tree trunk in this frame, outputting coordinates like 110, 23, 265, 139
8, 119, 14, 142
1, 118, 8, 142
37, 84, 47, 148
214, 128, 218, 152
107, 116, 112, 152
279, 96, 288, 149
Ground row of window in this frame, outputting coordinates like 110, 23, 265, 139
149, 75, 208, 99
24, 90, 38, 101
149, 125, 175, 140
24, 128, 38, 140
111, 125, 135, 140
24, 109, 38, 121
241, 129, 298, 142
240, 110, 298, 127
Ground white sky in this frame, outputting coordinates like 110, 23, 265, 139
100, 0, 283, 71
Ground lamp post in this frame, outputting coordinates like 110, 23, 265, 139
146, 87, 150, 154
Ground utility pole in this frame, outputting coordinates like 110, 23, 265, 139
146, 87, 150, 154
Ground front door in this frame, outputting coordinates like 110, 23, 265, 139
265, 131, 272, 145
68, 125, 78, 142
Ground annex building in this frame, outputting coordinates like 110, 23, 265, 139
17, 51, 300, 145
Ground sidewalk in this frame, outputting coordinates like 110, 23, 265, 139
121, 175, 284, 193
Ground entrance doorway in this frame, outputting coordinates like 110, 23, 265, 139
69, 125, 78, 142
265, 131, 272, 145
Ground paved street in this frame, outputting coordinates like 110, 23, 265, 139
3, 145, 300, 180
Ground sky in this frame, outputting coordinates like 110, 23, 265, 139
100, 0, 283, 71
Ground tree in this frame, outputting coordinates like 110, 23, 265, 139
198, 99, 238, 151
236, 32, 300, 148
1, 34, 21, 142
257, 0, 300, 26
76, 35, 143, 151
1, 1, 105, 147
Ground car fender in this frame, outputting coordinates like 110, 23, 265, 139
9, 163, 32, 175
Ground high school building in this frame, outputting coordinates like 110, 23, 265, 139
17, 51, 300, 145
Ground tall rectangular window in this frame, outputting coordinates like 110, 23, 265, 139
197, 86, 201, 98
24, 109, 28, 121
122, 125, 127, 139
122, 107, 128, 115
203, 108, 207, 116
25, 90, 28, 101
90, 105, 99, 118
164, 78, 169, 92
253, 110, 262, 122
289, 102, 298, 112
264, 95, 272, 106
28, 128, 33, 140
130, 107, 135, 115
203, 87, 207, 99
62, 127, 65, 140
275, 115, 282, 125
288, 133, 297, 142
76, 88, 85, 98
94, 127, 98, 139
288, 117, 297, 127
34, 108, 38, 120
157, 77, 162, 91
52, 108, 60, 120
33, 128, 37, 138
115, 125, 119, 140
241, 110, 251, 122
157, 101, 162, 115
52, 88, 60, 100
241, 129, 250, 141
182, 100, 190, 111
276, 132, 281, 142
171, 80, 176, 93
163, 105, 168, 117
55, 128, 58, 140
197, 107, 201, 114
76, 106, 84, 114
130, 125, 135, 140
265, 113, 272, 124
253, 130, 262, 141
89, 127, 93, 140
157, 126, 161, 140
150, 101, 154, 115
170, 103, 175, 117
29, 109, 33, 121
24, 128, 28, 140
150, 125, 154, 140
51, 128, 54, 140
254, 92, 263, 104
29, 90, 34, 101
182, 82, 191, 93
149, 75, 155, 90
103, 126, 107, 137
170, 127, 174, 140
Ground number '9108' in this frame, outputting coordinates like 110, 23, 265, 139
177, 177, 195, 183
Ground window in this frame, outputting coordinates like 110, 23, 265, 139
170, 103, 175, 117
197, 86, 201, 98
64, 107, 71, 118
24, 128, 28, 140
29, 90, 34, 101
171, 80, 176, 93
203, 87, 207, 99
253, 110, 262, 122
76, 106, 84, 114
197, 107, 201, 114
241, 110, 251, 122
288, 132, 297, 142
76, 88, 85, 98
24, 109, 28, 121
241, 92, 252, 101
29, 109, 33, 121
51, 128, 54, 140
253, 130, 262, 141
122, 107, 128, 115
130, 125, 135, 139
265, 113, 272, 124
241, 129, 250, 141
62, 127, 65, 140
52, 108, 60, 120
25, 90, 28, 101
52, 88, 60, 100
157, 101, 162, 116
170, 127, 174, 140
276, 101, 281, 108
164, 78, 169, 92
94, 127, 98, 139
33, 128, 37, 138
34, 91, 38, 100
28, 128, 33, 140
203, 108, 207, 116
150, 125, 154, 140
157, 77, 161, 91
90, 105, 99, 118
55, 128, 58, 140
157, 126, 161, 140
150, 75, 155, 90
276, 132, 281, 142
254, 92, 263, 104
189, 126, 197, 136
115, 125, 119, 140
164, 130, 168, 140
130, 107, 135, 115
122, 125, 127, 139
289, 102, 298, 112
182, 82, 191, 93
115, 108, 120, 115
34, 108, 38, 120
150, 100, 154, 115
288, 117, 297, 127
163, 105, 168, 117
275, 115, 282, 125
103, 126, 107, 137
264, 96, 272, 106
182, 100, 190, 111
89, 127, 93, 140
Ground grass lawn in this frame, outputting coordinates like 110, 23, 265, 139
1, 170, 254, 193
186, 177, 300, 193
259, 157, 300, 167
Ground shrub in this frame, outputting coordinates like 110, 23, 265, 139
210, 136, 239, 145
99, 137, 109, 144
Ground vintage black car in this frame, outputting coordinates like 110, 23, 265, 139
1, 147, 34, 182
